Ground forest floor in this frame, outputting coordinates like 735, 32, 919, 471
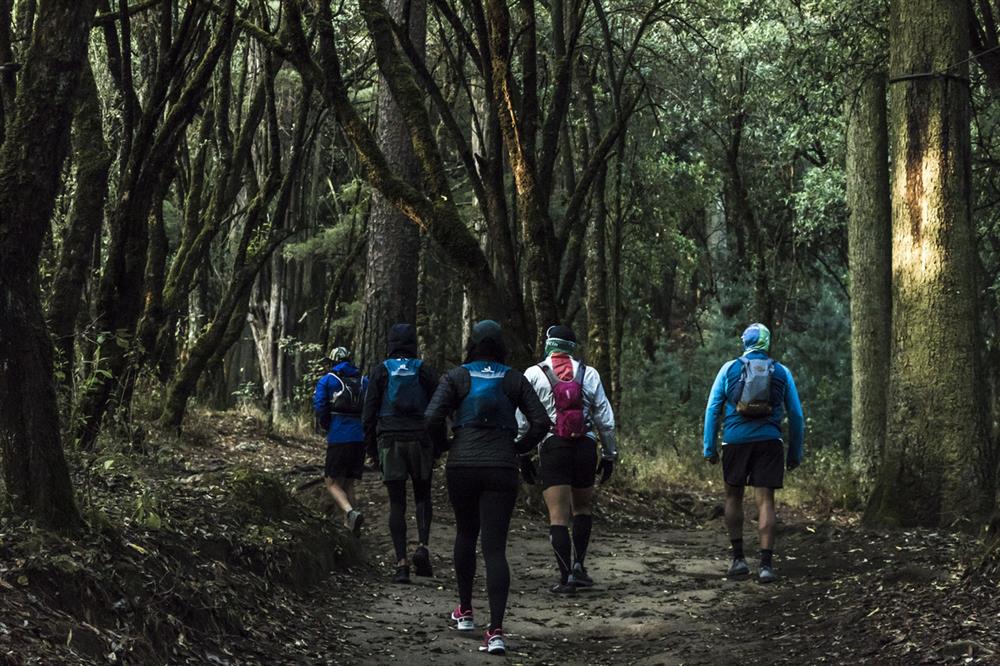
1, 411, 998, 665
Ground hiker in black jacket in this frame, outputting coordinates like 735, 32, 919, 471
424, 320, 550, 656
362, 324, 444, 584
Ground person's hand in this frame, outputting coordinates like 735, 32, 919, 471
519, 455, 537, 485
706, 453, 719, 465
786, 458, 800, 471
597, 457, 615, 484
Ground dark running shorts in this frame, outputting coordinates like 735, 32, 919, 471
325, 442, 365, 480
539, 436, 599, 490
722, 440, 784, 489
379, 436, 434, 483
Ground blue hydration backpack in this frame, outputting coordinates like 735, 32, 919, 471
453, 361, 517, 431
735, 357, 776, 417
379, 358, 428, 417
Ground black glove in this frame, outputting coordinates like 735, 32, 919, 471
597, 457, 614, 484
786, 458, 800, 471
519, 455, 537, 485
706, 453, 719, 465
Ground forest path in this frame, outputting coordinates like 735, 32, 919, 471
314, 472, 823, 665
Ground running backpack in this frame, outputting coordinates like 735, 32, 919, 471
329, 373, 364, 415
541, 362, 587, 439
453, 362, 517, 431
379, 358, 427, 417
736, 357, 775, 418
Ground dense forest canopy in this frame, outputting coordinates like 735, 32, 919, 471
0, 0, 998, 535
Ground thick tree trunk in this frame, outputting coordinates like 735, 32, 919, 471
866, 0, 993, 526
845, 74, 892, 493
359, 0, 426, 371
47, 58, 111, 384
0, 0, 98, 529
585, 164, 612, 385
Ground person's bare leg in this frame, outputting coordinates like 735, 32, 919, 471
325, 476, 354, 520
755, 487, 776, 551
543, 485, 574, 584
724, 483, 745, 541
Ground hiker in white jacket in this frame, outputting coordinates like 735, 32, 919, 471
517, 325, 618, 592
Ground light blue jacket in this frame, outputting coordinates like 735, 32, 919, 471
702, 351, 804, 464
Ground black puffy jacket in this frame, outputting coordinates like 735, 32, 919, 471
362, 324, 442, 455
424, 362, 550, 470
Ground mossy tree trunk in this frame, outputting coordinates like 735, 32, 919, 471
866, 0, 994, 526
358, 0, 425, 371
845, 73, 891, 494
0, 0, 99, 530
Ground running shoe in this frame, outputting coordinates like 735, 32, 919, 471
758, 565, 778, 583
412, 546, 433, 577
393, 565, 411, 584
570, 562, 593, 587
727, 557, 750, 577
550, 581, 577, 594
478, 628, 506, 656
451, 605, 474, 631
346, 509, 364, 536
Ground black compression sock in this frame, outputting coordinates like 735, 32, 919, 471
549, 525, 572, 583
760, 549, 773, 568
731, 538, 744, 560
571, 514, 593, 565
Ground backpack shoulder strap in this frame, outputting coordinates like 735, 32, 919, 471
573, 361, 586, 385
540, 363, 560, 388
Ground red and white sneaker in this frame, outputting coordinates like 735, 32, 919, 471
450, 605, 474, 631
479, 627, 505, 656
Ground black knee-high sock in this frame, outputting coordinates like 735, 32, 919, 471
571, 514, 593, 565
549, 525, 572, 583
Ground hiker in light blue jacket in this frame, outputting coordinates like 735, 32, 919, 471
703, 323, 804, 583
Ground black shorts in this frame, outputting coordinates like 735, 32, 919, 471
325, 442, 365, 480
539, 436, 598, 490
379, 436, 434, 483
722, 440, 784, 489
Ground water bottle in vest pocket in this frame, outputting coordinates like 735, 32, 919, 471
380, 358, 427, 417
454, 362, 517, 430
736, 357, 775, 417
541, 362, 586, 438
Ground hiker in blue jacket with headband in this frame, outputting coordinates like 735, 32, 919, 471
702, 323, 804, 583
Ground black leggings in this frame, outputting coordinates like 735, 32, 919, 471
446, 466, 519, 631
385, 478, 433, 562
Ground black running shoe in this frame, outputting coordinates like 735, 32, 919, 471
550, 581, 576, 594
412, 546, 433, 577
570, 562, 593, 587
393, 565, 411, 584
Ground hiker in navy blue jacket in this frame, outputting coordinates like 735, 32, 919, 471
703, 323, 804, 583
362, 323, 444, 584
313, 347, 369, 536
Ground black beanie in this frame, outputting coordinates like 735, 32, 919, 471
387, 323, 418, 358
545, 324, 576, 343
465, 320, 507, 363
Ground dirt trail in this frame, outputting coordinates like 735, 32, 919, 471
316, 473, 796, 665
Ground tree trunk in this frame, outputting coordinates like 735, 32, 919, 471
845, 73, 892, 493
358, 0, 426, 371
47, 58, 111, 385
0, 0, 98, 530
866, 0, 993, 526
